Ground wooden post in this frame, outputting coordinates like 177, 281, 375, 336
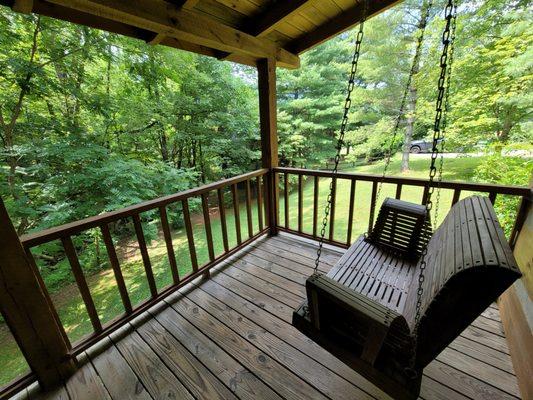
258, 58, 279, 236
0, 198, 75, 388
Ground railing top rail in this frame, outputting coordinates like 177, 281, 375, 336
21, 169, 268, 248
274, 167, 532, 197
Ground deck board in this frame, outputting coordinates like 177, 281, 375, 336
26, 234, 522, 400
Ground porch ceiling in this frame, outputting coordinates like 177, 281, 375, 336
1, 0, 401, 69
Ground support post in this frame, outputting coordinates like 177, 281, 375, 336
0, 198, 75, 388
258, 58, 279, 236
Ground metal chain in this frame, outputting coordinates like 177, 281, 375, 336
434, 0, 458, 224
314, 0, 368, 274
407, 0, 456, 377
375, 0, 434, 205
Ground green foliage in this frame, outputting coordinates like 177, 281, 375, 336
345, 118, 399, 162
0, 10, 260, 302
474, 151, 532, 234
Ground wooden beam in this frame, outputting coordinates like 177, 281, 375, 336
0, 198, 75, 388
288, 0, 401, 54
218, 0, 310, 62
147, 32, 166, 45
8, 0, 254, 68
244, 0, 310, 37
180, 0, 200, 9
12, 0, 33, 13
44, 0, 300, 68
258, 58, 279, 236
499, 285, 533, 399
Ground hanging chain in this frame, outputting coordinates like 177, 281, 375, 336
434, 0, 458, 224
375, 0, 434, 205
314, 0, 368, 274
407, 0, 457, 377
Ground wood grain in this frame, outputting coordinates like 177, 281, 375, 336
113, 330, 194, 399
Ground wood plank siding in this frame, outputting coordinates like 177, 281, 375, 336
17, 234, 521, 400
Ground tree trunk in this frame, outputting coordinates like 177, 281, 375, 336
198, 141, 206, 183
0, 17, 41, 234
402, 84, 416, 172
159, 129, 169, 162
401, 3, 429, 173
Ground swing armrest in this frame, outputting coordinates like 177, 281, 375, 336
368, 198, 431, 260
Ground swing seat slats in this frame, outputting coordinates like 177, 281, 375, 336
293, 195, 521, 400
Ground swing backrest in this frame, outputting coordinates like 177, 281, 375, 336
404, 195, 521, 368
369, 198, 432, 260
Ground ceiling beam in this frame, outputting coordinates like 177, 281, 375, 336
147, 32, 166, 45
288, 0, 401, 54
244, 0, 310, 37
9, 0, 257, 67
166, 0, 199, 9
180, 0, 200, 9
12, 0, 33, 13
44, 0, 300, 68
217, 0, 310, 63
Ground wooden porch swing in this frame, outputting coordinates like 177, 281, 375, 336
292, 1, 522, 399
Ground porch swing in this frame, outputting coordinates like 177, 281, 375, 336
292, 1, 522, 399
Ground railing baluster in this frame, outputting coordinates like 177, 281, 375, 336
328, 177, 337, 241
284, 173, 289, 228
182, 199, 199, 273
217, 188, 229, 252
509, 195, 529, 249
100, 224, 132, 313
23, 249, 71, 346
274, 172, 280, 231
231, 184, 242, 245
368, 181, 378, 235
202, 193, 215, 264
61, 236, 102, 333
245, 179, 253, 238
256, 176, 264, 231
422, 185, 430, 205
489, 192, 497, 205
298, 174, 303, 233
159, 206, 180, 285
396, 183, 402, 199
313, 176, 319, 237
451, 189, 461, 206
132, 214, 158, 298
346, 179, 356, 245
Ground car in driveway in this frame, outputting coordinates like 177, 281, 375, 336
409, 139, 444, 153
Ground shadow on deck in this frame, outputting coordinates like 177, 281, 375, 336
12, 234, 521, 400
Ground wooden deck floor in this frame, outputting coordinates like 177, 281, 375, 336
16, 234, 521, 400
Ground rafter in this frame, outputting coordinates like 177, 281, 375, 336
180, 0, 200, 9
147, 32, 166, 45
288, 0, 401, 54
44, 0, 300, 68
217, 0, 310, 63
16, 0, 257, 67
244, 0, 310, 37
12, 0, 33, 13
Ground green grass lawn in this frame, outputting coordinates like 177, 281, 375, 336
0, 154, 519, 387
279, 155, 494, 243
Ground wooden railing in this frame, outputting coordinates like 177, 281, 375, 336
274, 167, 532, 249
1, 165, 531, 398
17, 169, 269, 358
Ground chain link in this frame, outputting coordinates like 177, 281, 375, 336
375, 0, 434, 205
314, 0, 368, 274
407, 0, 457, 377
434, 1, 458, 224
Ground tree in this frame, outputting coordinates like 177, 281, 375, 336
401, 0, 432, 172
